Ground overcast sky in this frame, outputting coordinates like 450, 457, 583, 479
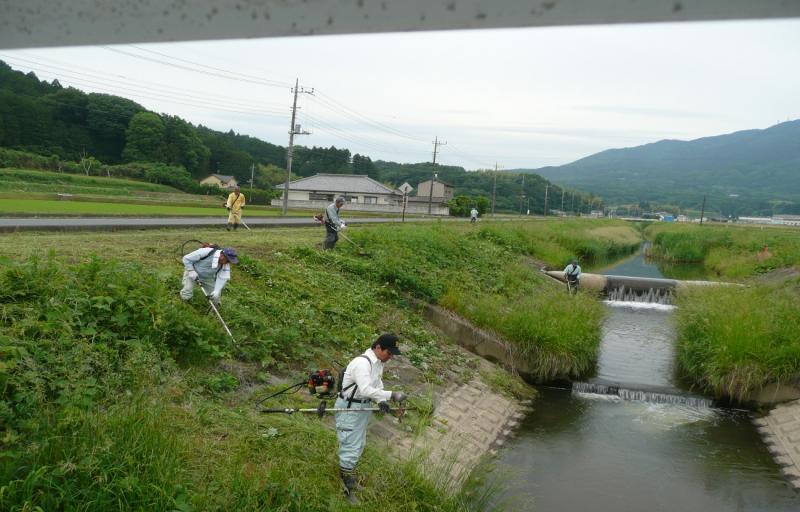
1, 18, 799, 170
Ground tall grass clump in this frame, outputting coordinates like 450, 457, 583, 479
646, 223, 800, 279
674, 283, 800, 401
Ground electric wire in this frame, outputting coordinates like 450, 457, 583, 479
102, 46, 291, 89
0, 53, 288, 114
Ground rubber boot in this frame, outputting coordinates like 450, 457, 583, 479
226, 223, 232, 231
340, 469, 361, 504
233, 223, 238, 231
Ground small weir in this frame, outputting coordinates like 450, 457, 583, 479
605, 284, 674, 304
487, 246, 799, 511
571, 381, 713, 408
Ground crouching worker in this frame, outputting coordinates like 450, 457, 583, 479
180, 246, 239, 305
564, 259, 581, 295
336, 333, 407, 501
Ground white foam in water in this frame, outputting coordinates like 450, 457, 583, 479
603, 300, 676, 311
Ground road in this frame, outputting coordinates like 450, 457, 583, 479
0, 216, 429, 232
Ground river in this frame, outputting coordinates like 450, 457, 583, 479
485, 247, 799, 511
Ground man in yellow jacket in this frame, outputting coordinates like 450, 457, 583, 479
225, 185, 246, 231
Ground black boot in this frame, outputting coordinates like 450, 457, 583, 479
340, 468, 360, 503
226, 223, 232, 231
233, 223, 238, 231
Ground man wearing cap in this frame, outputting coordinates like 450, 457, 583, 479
335, 333, 407, 500
323, 196, 346, 250
225, 185, 246, 231
180, 245, 239, 305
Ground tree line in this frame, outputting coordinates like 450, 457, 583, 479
0, 60, 597, 212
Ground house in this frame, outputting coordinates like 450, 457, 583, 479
414, 179, 454, 203
200, 174, 239, 190
272, 173, 449, 215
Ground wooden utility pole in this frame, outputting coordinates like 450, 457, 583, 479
282, 78, 313, 215
561, 188, 565, 213
700, 194, 707, 225
491, 162, 499, 216
427, 136, 447, 215
249, 163, 254, 202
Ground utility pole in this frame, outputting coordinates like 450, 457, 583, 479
700, 194, 707, 225
544, 185, 549, 217
571, 193, 575, 215
249, 163, 254, 202
492, 166, 497, 216
282, 78, 313, 215
427, 136, 447, 215
561, 188, 565, 214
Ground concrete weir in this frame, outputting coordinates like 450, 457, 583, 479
544, 271, 726, 303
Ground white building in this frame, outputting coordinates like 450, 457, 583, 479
272, 173, 449, 215
773, 215, 800, 227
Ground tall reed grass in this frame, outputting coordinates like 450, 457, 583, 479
675, 282, 800, 401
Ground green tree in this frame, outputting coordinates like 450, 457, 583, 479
162, 116, 210, 175
86, 93, 144, 163
122, 112, 165, 163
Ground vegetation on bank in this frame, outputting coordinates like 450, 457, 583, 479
645, 222, 800, 400
675, 282, 800, 401
0, 198, 306, 217
646, 222, 800, 279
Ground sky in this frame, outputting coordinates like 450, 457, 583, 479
1, 18, 799, 170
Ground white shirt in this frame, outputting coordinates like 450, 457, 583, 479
340, 349, 392, 403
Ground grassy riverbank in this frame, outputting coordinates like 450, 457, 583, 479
0, 219, 634, 509
646, 222, 800, 279
645, 223, 800, 400
675, 282, 800, 401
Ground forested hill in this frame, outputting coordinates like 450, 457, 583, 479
517, 121, 800, 215
0, 59, 595, 213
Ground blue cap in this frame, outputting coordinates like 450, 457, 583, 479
222, 247, 238, 264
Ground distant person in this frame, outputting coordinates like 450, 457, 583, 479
225, 185, 246, 231
336, 333, 407, 502
470, 207, 479, 223
564, 260, 581, 294
180, 245, 239, 305
323, 196, 346, 250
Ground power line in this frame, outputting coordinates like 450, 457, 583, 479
102, 46, 290, 89
0, 53, 287, 113
127, 45, 293, 88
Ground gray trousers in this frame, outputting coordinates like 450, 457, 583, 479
324, 228, 339, 249
335, 396, 372, 471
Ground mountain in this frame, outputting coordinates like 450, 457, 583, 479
516, 121, 800, 216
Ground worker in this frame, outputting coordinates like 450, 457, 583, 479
336, 333, 407, 501
180, 245, 238, 305
470, 207, 479, 223
323, 196, 347, 249
563, 259, 581, 294
225, 185, 246, 231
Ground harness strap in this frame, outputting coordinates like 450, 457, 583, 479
341, 355, 372, 409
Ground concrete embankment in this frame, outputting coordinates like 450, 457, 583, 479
755, 401, 800, 489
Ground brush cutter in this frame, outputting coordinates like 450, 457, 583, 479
195, 277, 238, 346
313, 215, 369, 255
260, 400, 415, 422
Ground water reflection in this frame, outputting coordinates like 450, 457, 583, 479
593, 244, 709, 281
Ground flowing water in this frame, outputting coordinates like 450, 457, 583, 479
486, 248, 799, 511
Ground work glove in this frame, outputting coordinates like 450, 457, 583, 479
187, 270, 199, 281
210, 292, 221, 305
391, 391, 407, 402
339, 222, 347, 230
378, 401, 391, 414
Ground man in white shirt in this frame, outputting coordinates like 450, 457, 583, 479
563, 259, 581, 294
336, 333, 407, 499
180, 246, 238, 305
